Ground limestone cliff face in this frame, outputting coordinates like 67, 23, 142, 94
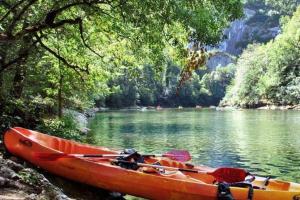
219, 9, 257, 56
207, 6, 281, 70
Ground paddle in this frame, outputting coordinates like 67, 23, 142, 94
34, 149, 191, 162
113, 160, 250, 183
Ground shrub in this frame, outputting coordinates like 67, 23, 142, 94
36, 114, 82, 141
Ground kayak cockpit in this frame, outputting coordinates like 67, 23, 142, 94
252, 177, 300, 192
11, 127, 117, 155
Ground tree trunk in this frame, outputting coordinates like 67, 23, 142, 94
58, 73, 63, 118
0, 46, 7, 98
57, 30, 64, 118
0, 68, 3, 94
0, 72, 3, 105
11, 19, 31, 99
11, 56, 28, 99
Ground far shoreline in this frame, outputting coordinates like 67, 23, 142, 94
96, 104, 300, 112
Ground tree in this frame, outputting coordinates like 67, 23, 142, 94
0, 1, 243, 95
200, 64, 235, 106
264, 0, 300, 15
0, 0, 243, 130
0, 0, 243, 75
246, 0, 300, 15
222, 7, 300, 107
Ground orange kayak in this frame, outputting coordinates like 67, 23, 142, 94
3, 127, 300, 200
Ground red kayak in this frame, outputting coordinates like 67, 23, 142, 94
3, 127, 300, 200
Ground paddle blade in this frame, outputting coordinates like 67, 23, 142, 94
209, 167, 248, 183
33, 152, 69, 161
163, 150, 191, 162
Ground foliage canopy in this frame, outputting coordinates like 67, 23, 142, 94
222, 7, 300, 107
0, 0, 243, 132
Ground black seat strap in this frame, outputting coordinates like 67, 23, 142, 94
217, 183, 234, 200
229, 182, 254, 200
261, 177, 270, 190
248, 186, 254, 200
218, 182, 254, 200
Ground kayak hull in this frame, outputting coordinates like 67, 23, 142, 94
3, 127, 300, 200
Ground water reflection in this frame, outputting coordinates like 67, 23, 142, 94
87, 109, 300, 182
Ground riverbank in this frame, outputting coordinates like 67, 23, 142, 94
0, 152, 70, 200
98, 104, 300, 112
216, 105, 300, 111
0, 151, 125, 200
256, 105, 300, 110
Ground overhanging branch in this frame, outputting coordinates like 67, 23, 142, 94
35, 33, 89, 76
13, 17, 82, 39
78, 19, 103, 58
0, 0, 26, 23
44, 0, 106, 25
0, 0, 108, 41
0, 39, 39, 73
7, 0, 37, 34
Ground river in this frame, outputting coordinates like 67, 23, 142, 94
87, 108, 300, 197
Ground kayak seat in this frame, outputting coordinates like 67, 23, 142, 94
51, 138, 76, 154
142, 167, 159, 173
162, 171, 187, 179
161, 171, 207, 183
158, 159, 186, 169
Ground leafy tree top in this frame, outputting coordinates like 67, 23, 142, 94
0, 0, 243, 74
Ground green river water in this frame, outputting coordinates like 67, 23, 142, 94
87, 108, 300, 197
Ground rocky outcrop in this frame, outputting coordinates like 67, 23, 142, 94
219, 8, 257, 56
63, 109, 88, 132
64, 107, 103, 134
0, 154, 124, 200
257, 105, 300, 110
0, 155, 70, 200
207, 7, 281, 69
206, 53, 235, 71
63, 109, 102, 135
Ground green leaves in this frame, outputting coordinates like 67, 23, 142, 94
36, 114, 83, 141
0, 0, 244, 70
223, 7, 300, 107
0, 0, 243, 131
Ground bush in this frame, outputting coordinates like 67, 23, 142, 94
36, 114, 82, 141
0, 97, 47, 134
